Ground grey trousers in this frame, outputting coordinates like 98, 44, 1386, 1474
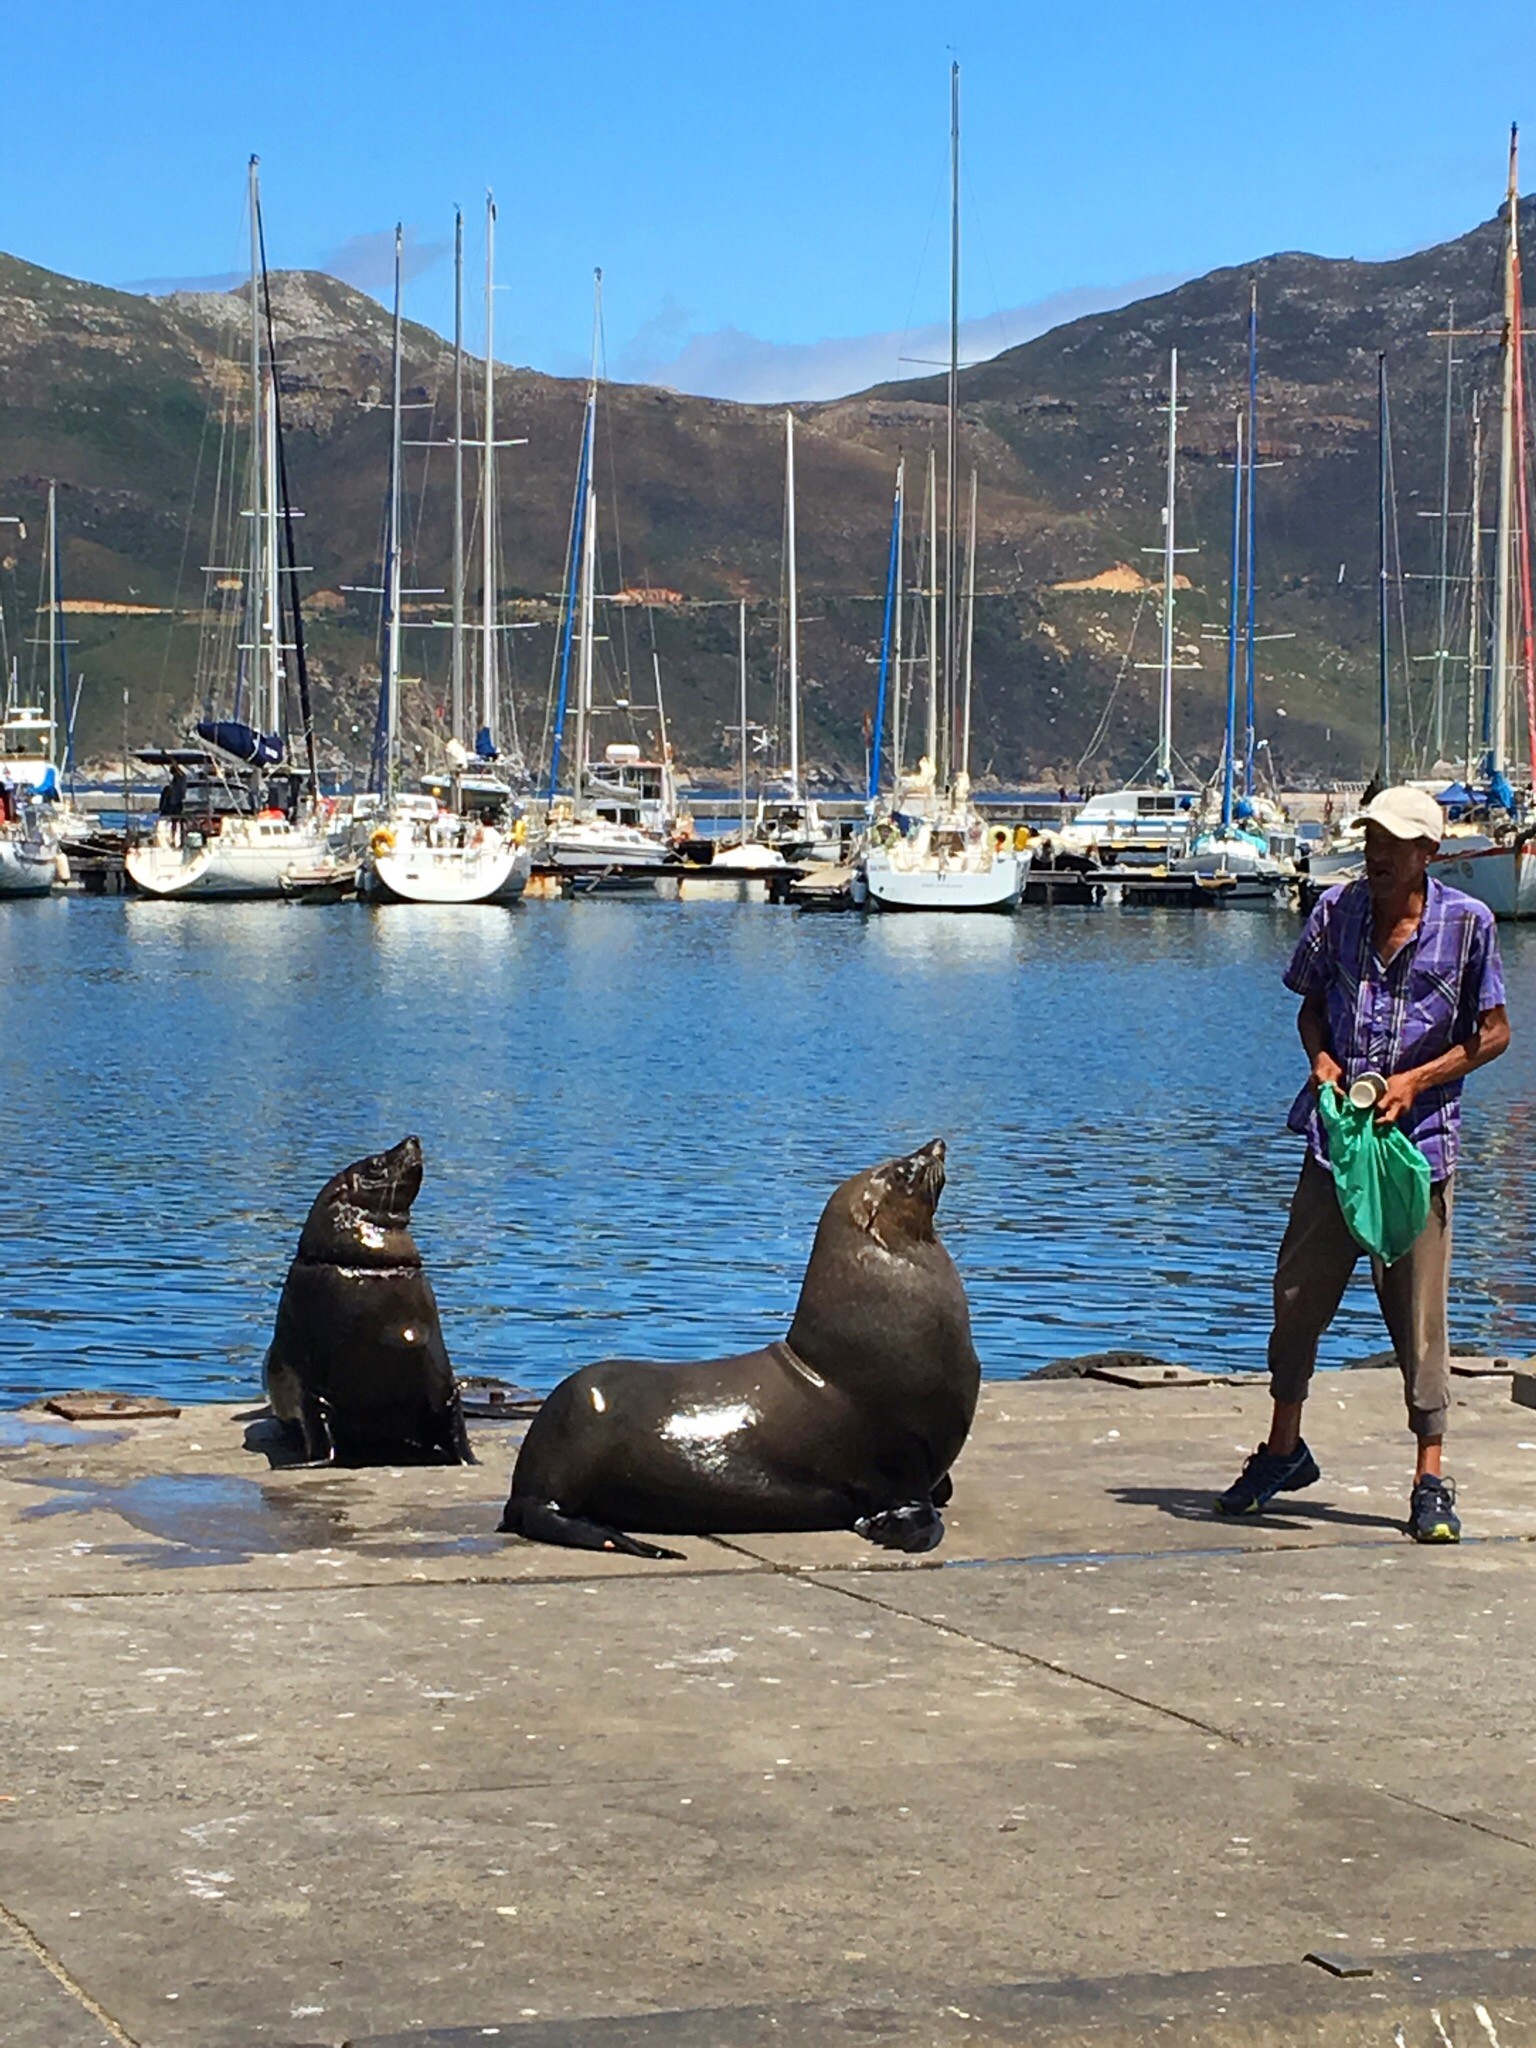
1268, 1154, 1454, 1439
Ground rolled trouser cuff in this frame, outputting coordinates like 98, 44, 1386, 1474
1408, 1404, 1448, 1442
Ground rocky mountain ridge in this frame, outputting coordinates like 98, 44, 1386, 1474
0, 196, 1529, 782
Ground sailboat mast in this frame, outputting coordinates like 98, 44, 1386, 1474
925, 448, 938, 769
382, 227, 405, 800
1432, 298, 1456, 765
891, 460, 905, 783
784, 411, 800, 801
244, 156, 263, 731
1467, 395, 1485, 780
870, 462, 903, 803
1156, 348, 1179, 784
960, 466, 977, 776
1491, 126, 1518, 778
262, 364, 281, 736
738, 599, 749, 838
480, 193, 498, 753
450, 207, 465, 747
1222, 413, 1245, 833
45, 481, 58, 746
1377, 353, 1392, 785
1241, 287, 1258, 795
574, 473, 597, 814
944, 59, 960, 794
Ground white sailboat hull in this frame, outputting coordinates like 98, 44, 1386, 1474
0, 834, 60, 896
126, 820, 335, 900
369, 839, 530, 905
1428, 838, 1536, 919
864, 847, 1028, 912
544, 820, 672, 875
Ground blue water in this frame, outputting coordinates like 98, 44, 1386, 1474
2, 894, 1533, 1408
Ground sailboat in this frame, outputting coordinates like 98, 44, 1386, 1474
1429, 127, 1536, 917
1058, 348, 1201, 863
127, 159, 341, 901
0, 482, 81, 894
364, 199, 529, 906
863, 64, 1028, 913
706, 600, 790, 887
737, 413, 843, 867
542, 275, 678, 885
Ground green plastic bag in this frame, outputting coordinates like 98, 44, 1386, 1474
1317, 1087, 1432, 1265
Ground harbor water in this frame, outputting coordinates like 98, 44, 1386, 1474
2, 893, 1533, 1408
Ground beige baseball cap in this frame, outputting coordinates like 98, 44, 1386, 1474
1360, 785, 1444, 845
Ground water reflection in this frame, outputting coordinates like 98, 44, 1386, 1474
2, 893, 1533, 1404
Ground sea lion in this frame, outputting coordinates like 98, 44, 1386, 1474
264, 1135, 474, 1466
498, 1138, 977, 1558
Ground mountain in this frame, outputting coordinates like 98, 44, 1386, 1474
0, 196, 1528, 786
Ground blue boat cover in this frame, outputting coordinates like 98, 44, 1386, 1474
197, 720, 283, 766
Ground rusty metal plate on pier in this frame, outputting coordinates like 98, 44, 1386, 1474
44, 1393, 182, 1421
1085, 1363, 1215, 1389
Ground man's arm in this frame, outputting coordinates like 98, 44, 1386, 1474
1297, 990, 1343, 1095
1376, 1005, 1512, 1125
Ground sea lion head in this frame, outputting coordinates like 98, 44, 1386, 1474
786, 1137, 977, 1405
851, 1137, 946, 1252
296, 1135, 426, 1269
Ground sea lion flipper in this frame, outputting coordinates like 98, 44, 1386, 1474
298, 1387, 335, 1465
499, 1497, 683, 1562
855, 1502, 945, 1554
439, 1390, 476, 1466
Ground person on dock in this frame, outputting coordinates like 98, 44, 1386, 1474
1216, 785, 1510, 1543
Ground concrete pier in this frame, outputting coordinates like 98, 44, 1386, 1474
3, 1373, 1536, 2047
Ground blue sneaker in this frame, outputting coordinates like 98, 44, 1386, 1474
1215, 1440, 1321, 1515
1408, 1474, 1460, 1544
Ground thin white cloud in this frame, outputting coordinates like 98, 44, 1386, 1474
120, 270, 245, 297
318, 226, 451, 291
614, 275, 1190, 403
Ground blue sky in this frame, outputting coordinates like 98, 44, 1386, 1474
5, 0, 1533, 399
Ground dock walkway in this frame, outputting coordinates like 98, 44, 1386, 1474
3, 1373, 1535, 2047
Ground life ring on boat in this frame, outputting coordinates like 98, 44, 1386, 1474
370, 827, 396, 858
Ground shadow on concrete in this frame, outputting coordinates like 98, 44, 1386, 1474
1107, 1484, 1405, 1534
240, 1412, 311, 1469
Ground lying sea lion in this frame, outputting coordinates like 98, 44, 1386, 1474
499, 1138, 978, 1557
264, 1135, 473, 1465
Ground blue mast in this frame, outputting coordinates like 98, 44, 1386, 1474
868, 462, 903, 803
1241, 283, 1259, 796
1221, 413, 1244, 833
51, 489, 76, 787
545, 394, 594, 804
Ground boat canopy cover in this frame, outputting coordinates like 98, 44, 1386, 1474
1437, 774, 1517, 817
474, 726, 499, 762
196, 720, 283, 766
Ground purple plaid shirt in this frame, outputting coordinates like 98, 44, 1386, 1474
1284, 876, 1506, 1180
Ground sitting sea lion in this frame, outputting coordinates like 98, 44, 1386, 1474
264, 1135, 473, 1466
499, 1138, 977, 1558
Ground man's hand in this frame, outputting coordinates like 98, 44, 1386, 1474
1310, 1050, 1344, 1096
1375, 1070, 1419, 1126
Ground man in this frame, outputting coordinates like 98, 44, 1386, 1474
158, 761, 188, 844
1217, 785, 1510, 1542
